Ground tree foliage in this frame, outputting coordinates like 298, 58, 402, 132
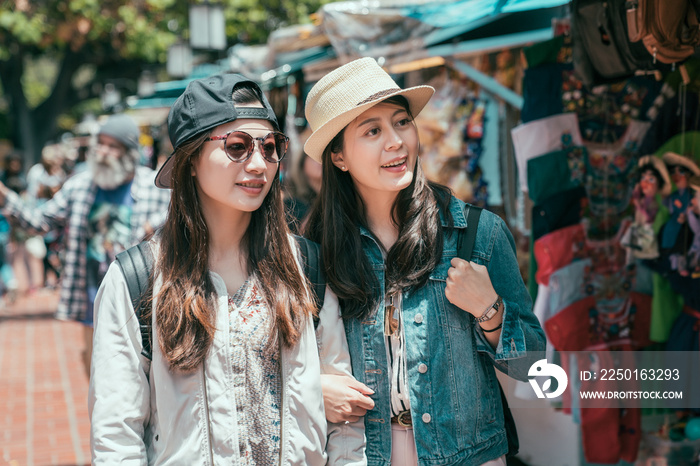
0, 0, 328, 163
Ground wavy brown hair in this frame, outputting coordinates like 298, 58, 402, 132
304, 96, 452, 320
154, 84, 314, 372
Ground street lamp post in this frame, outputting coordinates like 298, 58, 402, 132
189, 1, 226, 51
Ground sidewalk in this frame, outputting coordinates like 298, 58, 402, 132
0, 290, 90, 466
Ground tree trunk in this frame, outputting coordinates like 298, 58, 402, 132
0, 48, 84, 167
0, 52, 37, 167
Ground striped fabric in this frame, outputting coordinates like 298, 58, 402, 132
385, 293, 411, 417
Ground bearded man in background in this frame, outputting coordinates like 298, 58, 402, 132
0, 114, 171, 375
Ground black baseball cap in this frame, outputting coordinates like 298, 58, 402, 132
155, 73, 279, 189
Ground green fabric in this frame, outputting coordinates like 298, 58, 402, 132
654, 131, 700, 162
650, 273, 684, 343
523, 35, 565, 68
649, 201, 685, 343
527, 147, 586, 204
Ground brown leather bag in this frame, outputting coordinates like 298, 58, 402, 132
627, 0, 700, 64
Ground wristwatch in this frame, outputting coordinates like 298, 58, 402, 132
475, 296, 502, 323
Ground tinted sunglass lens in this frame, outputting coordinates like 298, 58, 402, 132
225, 133, 252, 162
262, 137, 278, 161
274, 134, 288, 160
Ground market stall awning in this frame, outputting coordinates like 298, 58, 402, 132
261, 46, 336, 90
319, 0, 569, 62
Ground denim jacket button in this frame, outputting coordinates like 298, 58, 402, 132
414, 313, 424, 324
418, 363, 428, 374
422, 413, 431, 423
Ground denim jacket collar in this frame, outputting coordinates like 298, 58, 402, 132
358, 196, 469, 239
441, 196, 468, 229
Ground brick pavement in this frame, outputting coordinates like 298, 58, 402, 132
0, 291, 90, 466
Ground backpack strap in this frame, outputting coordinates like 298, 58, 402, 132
115, 242, 154, 360
457, 204, 483, 261
455, 204, 519, 457
293, 235, 326, 328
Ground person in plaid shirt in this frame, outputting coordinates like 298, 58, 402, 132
0, 114, 170, 375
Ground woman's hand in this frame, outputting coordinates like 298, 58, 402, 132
321, 374, 375, 423
445, 258, 498, 317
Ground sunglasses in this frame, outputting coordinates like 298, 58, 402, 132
207, 130, 289, 164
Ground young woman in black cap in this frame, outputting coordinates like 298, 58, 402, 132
89, 74, 366, 465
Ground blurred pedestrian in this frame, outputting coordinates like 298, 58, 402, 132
24, 143, 69, 290
0, 151, 27, 194
26, 143, 67, 203
284, 126, 322, 233
0, 114, 171, 376
89, 74, 365, 464
304, 58, 545, 465
0, 150, 36, 297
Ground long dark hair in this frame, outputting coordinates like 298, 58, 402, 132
155, 84, 314, 372
304, 96, 451, 319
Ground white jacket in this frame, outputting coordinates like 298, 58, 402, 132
89, 245, 366, 465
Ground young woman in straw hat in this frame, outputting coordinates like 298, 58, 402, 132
89, 74, 365, 465
304, 57, 545, 465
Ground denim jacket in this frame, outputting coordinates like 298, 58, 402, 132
344, 197, 546, 465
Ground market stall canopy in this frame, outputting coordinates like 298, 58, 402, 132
261, 22, 335, 89
319, 0, 568, 62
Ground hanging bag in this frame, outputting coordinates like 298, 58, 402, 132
572, 0, 657, 86
627, 0, 700, 64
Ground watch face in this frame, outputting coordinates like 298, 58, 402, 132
479, 306, 496, 322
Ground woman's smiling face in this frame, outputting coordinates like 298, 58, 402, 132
192, 117, 279, 215
331, 101, 419, 201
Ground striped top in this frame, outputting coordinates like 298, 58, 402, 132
385, 293, 411, 416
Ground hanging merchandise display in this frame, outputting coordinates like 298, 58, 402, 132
503, 3, 700, 462
512, 27, 700, 465
414, 69, 489, 206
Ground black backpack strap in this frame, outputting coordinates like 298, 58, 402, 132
293, 235, 326, 328
456, 204, 519, 458
115, 241, 154, 360
457, 204, 483, 261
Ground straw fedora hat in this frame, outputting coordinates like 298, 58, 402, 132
661, 152, 700, 176
304, 57, 435, 163
638, 155, 672, 197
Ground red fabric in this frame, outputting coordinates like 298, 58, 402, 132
544, 292, 653, 351
545, 295, 650, 464
534, 220, 630, 285
579, 402, 641, 464
534, 224, 587, 285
